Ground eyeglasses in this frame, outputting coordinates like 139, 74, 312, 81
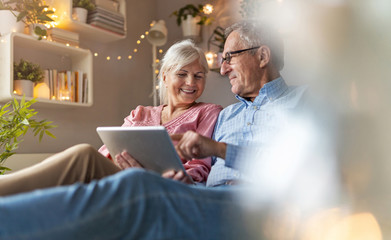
221, 46, 260, 65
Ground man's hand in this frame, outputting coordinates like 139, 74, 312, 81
114, 151, 143, 169
162, 170, 194, 184
171, 131, 226, 160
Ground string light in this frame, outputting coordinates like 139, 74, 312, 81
90, 23, 164, 63
44, 6, 58, 28
203, 4, 214, 14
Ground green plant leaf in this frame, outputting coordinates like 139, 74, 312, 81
0, 97, 56, 173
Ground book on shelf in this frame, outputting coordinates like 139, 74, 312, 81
46, 69, 88, 103
88, 13, 124, 26
90, 6, 124, 20
47, 28, 79, 41
93, 0, 119, 13
47, 28, 79, 47
89, 21, 125, 35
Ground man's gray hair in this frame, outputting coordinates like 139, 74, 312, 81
225, 21, 284, 71
158, 39, 208, 104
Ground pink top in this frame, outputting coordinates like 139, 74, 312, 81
98, 102, 223, 182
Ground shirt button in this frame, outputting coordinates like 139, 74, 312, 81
253, 106, 257, 110
247, 122, 251, 126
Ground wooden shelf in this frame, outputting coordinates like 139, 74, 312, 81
52, 0, 126, 43
0, 32, 93, 107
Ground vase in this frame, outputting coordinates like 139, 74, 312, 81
181, 15, 201, 41
0, 10, 24, 36
14, 80, 34, 97
72, 7, 88, 23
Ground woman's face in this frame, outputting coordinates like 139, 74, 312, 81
164, 60, 206, 106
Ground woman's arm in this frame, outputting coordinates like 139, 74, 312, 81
182, 104, 222, 182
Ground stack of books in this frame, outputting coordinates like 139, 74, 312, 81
44, 69, 89, 103
47, 28, 79, 47
88, 0, 125, 36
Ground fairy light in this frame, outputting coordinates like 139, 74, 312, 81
66, 43, 70, 47
90, 23, 164, 64
44, 6, 58, 28
203, 4, 214, 14
155, 69, 159, 74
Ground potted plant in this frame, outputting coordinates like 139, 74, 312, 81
0, 96, 56, 174
171, 4, 213, 40
13, 58, 43, 97
72, 0, 95, 23
7, 0, 54, 40
0, 0, 24, 35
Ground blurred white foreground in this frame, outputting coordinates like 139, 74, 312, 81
236, 0, 391, 239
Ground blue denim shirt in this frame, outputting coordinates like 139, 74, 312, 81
206, 77, 307, 187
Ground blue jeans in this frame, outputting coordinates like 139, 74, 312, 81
0, 169, 248, 239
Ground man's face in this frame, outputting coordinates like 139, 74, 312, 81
220, 31, 263, 99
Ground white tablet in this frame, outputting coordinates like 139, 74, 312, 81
96, 126, 191, 179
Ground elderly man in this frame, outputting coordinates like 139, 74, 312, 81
0, 21, 305, 239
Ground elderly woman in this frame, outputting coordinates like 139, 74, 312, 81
0, 39, 222, 196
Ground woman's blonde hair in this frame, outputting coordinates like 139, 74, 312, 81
158, 39, 208, 104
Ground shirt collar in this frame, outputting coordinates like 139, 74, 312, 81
236, 77, 288, 106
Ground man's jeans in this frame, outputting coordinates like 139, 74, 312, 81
0, 169, 248, 239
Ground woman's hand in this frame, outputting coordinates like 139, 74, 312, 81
114, 151, 143, 170
162, 170, 194, 184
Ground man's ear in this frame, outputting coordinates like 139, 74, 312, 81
258, 46, 271, 68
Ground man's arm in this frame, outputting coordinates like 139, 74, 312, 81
171, 131, 227, 160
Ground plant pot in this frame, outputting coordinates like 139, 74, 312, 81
181, 15, 201, 40
14, 80, 34, 97
0, 10, 24, 36
28, 23, 47, 39
72, 7, 88, 23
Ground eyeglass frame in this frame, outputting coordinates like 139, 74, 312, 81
221, 46, 260, 65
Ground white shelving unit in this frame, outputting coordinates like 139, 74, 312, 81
0, 32, 93, 107
52, 0, 126, 43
